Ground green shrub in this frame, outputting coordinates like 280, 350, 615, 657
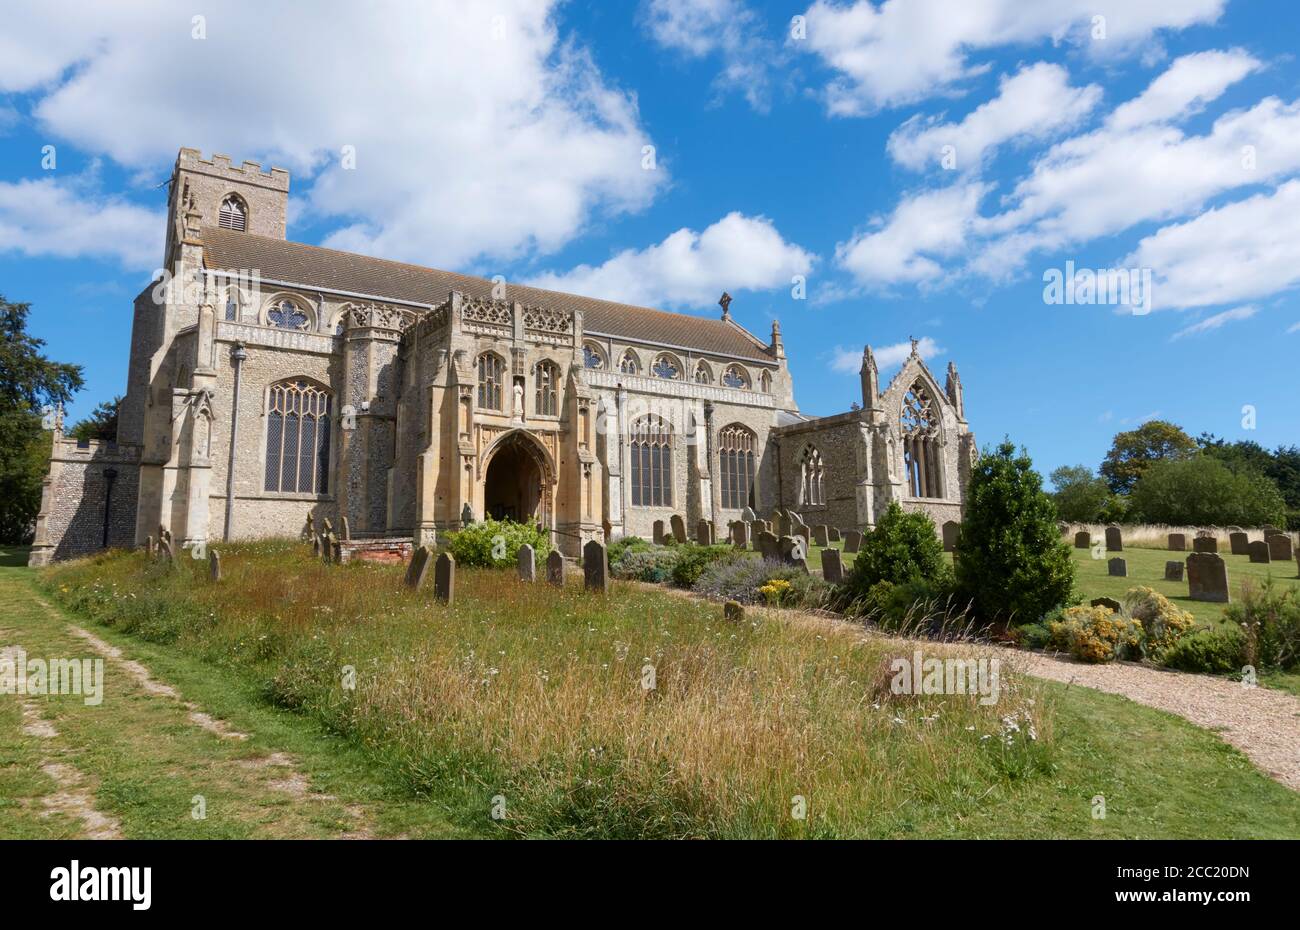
1159, 627, 1247, 675
1227, 579, 1300, 670
1123, 586, 1195, 651
669, 543, 734, 588
610, 547, 679, 583
853, 577, 958, 633
607, 536, 652, 567
1016, 621, 1052, 650
840, 503, 947, 603
445, 518, 550, 568
955, 439, 1074, 626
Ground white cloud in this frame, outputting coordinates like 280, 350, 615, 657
529, 211, 814, 309
836, 183, 987, 285
887, 63, 1101, 171
1127, 181, 1300, 310
1170, 305, 1256, 339
796, 0, 1225, 115
4, 1, 662, 269
829, 337, 943, 373
643, 0, 773, 109
1108, 48, 1261, 130
0, 175, 160, 269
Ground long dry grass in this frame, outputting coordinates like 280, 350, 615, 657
1063, 522, 1296, 550
44, 540, 1052, 838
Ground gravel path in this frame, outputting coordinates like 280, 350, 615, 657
1013, 650, 1300, 792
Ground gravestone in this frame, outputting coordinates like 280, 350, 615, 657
942, 521, 960, 553
670, 515, 687, 544
1267, 534, 1293, 562
1248, 541, 1271, 564
322, 532, 337, 564
145, 535, 155, 556
1228, 532, 1249, 556
777, 513, 793, 537
1107, 557, 1127, 577
730, 521, 747, 549
842, 530, 862, 554
1192, 536, 1218, 553
331, 536, 342, 564
813, 525, 830, 547
756, 531, 779, 561
323, 518, 333, 536
208, 549, 221, 582
546, 549, 566, 587
517, 544, 536, 582
1263, 525, 1281, 537
749, 519, 764, 546
741, 506, 757, 523
790, 511, 806, 529
724, 600, 745, 624
1090, 597, 1122, 612
583, 540, 609, 593
820, 548, 844, 584
1168, 533, 1187, 552
1186, 552, 1229, 603
1074, 531, 1091, 549
796, 525, 810, 544
312, 534, 321, 557
1164, 561, 1184, 582
340, 517, 351, 541
653, 520, 665, 545
304, 513, 315, 540
434, 552, 455, 604
779, 536, 808, 573
697, 520, 711, 545
828, 527, 841, 542
1105, 526, 1123, 552
405, 545, 432, 589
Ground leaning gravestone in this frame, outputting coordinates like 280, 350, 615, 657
756, 531, 779, 561
517, 544, 536, 582
790, 511, 806, 529
1229, 532, 1249, 556
829, 527, 841, 542
405, 545, 432, 589
741, 506, 756, 523
1074, 531, 1091, 549
434, 552, 455, 604
1105, 526, 1123, 552
843, 530, 862, 554
670, 515, 688, 544
1267, 534, 1293, 562
583, 540, 609, 593
820, 548, 844, 584
1107, 558, 1127, 577
1193, 536, 1218, 553
813, 524, 830, 547
1091, 597, 1122, 612
942, 521, 960, 553
653, 520, 665, 544
1168, 533, 1187, 552
1248, 541, 1271, 564
1187, 552, 1229, 603
546, 549, 566, 587
1164, 561, 1184, 582
208, 549, 222, 582
340, 516, 351, 541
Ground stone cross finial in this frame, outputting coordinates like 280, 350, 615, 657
909, 336, 919, 356
719, 292, 732, 320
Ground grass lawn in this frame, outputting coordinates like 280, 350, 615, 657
1069, 544, 1300, 628
24, 541, 1300, 838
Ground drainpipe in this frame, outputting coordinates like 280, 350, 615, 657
101, 467, 118, 549
223, 342, 247, 542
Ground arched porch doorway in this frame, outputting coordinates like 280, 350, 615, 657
482, 431, 551, 526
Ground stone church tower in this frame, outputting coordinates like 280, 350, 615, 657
29, 149, 976, 564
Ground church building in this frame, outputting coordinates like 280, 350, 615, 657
29, 148, 977, 564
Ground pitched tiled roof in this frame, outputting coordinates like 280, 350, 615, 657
201, 229, 775, 363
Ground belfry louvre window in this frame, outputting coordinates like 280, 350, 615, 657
629, 415, 672, 507
534, 360, 558, 416
264, 380, 331, 494
218, 195, 247, 231
718, 424, 755, 510
478, 353, 504, 410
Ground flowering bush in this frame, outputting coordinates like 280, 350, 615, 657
1046, 606, 1143, 664
758, 578, 793, 606
1123, 586, 1195, 652
693, 555, 829, 608
610, 546, 680, 583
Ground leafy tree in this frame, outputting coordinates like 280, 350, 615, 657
1048, 465, 1111, 522
69, 395, 122, 442
1199, 434, 1300, 511
956, 439, 1074, 626
1100, 420, 1197, 495
843, 501, 947, 595
0, 296, 83, 543
1127, 455, 1287, 527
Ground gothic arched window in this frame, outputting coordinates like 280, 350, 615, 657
477, 353, 505, 411
694, 361, 713, 384
583, 343, 605, 369
267, 298, 309, 331
224, 289, 239, 322
619, 350, 640, 375
534, 360, 559, 416
900, 380, 943, 499
629, 414, 673, 507
718, 424, 756, 510
722, 365, 750, 389
800, 445, 825, 506
218, 194, 247, 231
760, 370, 772, 393
651, 353, 682, 380
264, 379, 331, 494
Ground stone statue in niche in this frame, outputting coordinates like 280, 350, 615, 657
513, 380, 525, 421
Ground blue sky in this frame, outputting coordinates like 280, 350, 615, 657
2, 0, 1298, 478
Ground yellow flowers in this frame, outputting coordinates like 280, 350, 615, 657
758, 578, 792, 605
